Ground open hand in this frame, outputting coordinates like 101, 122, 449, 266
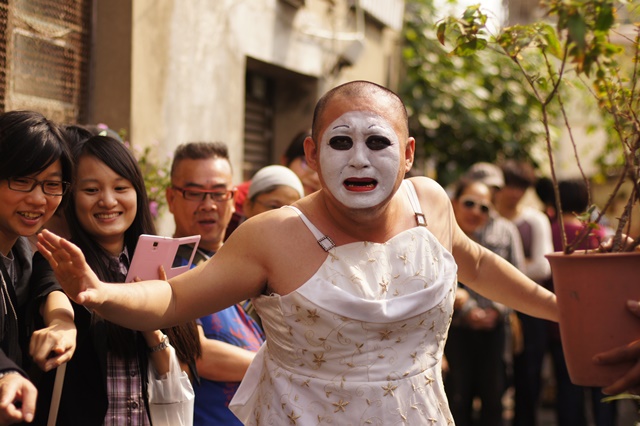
36, 229, 104, 309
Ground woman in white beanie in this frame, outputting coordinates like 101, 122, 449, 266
243, 165, 304, 219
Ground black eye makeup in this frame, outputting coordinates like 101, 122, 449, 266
366, 136, 392, 150
329, 136, 354, 150
329, 135, 392, 151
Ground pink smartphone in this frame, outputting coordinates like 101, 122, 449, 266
125, 234, 201, 282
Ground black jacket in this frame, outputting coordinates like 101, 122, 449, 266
33, 294, 152, 425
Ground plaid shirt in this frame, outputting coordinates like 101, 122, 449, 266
103, 346, 150, 425
103, 248, 150, 426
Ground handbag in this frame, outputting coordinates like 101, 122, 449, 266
147, 344, 195, 426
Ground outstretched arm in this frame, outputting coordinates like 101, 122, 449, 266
454, 231, 558, 322
410, 176, 558, 323
37, 224, 269, 331
37, 229, 186, 329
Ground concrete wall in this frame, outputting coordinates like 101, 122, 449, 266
90, 0, 404, 234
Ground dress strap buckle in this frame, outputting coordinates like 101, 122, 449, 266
317, 236, 336, 252
415, 213, 428, 227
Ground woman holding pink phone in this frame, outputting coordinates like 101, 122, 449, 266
34, 135, 200, 425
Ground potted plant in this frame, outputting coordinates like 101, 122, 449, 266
436, 0, 639, 387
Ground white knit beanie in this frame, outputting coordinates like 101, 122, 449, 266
247, 165, 305, 199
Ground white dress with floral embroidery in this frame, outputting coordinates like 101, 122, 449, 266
230, 180, 458, 425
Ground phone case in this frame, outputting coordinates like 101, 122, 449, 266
125, 234, 201, 282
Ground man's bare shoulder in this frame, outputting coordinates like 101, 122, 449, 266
408, 176, 450, 204
406, 176, 455, 246
236, 205, 304, 236
225, 202, 327, 294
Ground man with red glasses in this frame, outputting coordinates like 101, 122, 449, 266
166, 142, 264, 426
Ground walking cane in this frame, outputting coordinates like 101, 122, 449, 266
47, 363, 66, 426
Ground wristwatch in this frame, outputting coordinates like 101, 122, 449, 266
148, 334, 169, 353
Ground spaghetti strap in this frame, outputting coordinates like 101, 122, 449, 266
285, 206, 335, 252
285, 182, 426, 252
402, 180, 428, 226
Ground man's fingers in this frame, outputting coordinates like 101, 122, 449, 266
19, 381, 36, 423
0, 375, 37, 423
627, 300, 640, 316
601, 363, 640, 395
595, 340, 640, 364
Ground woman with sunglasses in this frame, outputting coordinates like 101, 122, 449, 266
0, 110, 76, 424
444, 178, 525, 426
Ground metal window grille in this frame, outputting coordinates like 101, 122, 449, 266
2, 0, 91, 123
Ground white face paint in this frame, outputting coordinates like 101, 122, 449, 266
319, 111, 402, 209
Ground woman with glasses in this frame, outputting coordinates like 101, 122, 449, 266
444, 178, 525, 426
33, 135, 200, 425
0, 110, 76, 424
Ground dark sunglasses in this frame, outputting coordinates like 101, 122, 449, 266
460, 197, 491, 215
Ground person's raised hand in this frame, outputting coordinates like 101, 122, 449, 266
36, 229, 104, 309
594, 300, 640, 395
0, 373, 36, 424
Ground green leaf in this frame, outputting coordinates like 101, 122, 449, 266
594, 3, 614, 32
452, 38, 488, 56
539, 23, 563, 58
437, 22, 447, 45
567, 12, 587, 53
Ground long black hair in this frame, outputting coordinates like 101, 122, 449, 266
65, 135, 200, 362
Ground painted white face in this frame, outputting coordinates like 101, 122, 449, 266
319, 111, 401, 209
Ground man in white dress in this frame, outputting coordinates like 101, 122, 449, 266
37, 80, 559, 424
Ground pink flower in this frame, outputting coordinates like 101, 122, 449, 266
149, 201, 159, 218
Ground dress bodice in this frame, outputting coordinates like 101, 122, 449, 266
230, 180, 458, 425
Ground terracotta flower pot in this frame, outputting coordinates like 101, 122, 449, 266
546, 251, 640, 387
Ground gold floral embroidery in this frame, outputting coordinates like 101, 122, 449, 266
313, 352, 326, 367
240, 222, 458, 424
306, 309, 319, 321
287, 410, 300, 425
379, 330, 392, 340
382, 382, 398, 396
333, 399, 350, 413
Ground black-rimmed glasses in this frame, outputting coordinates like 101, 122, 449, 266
7, 177, 70, 196
171, 186, 235, 202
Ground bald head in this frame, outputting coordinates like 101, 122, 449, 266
311, 81, 409, 142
